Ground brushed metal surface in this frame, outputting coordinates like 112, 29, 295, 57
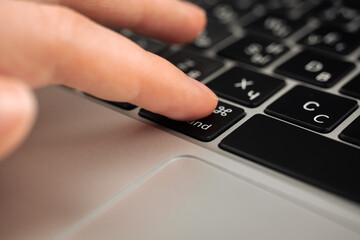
0, 87, 359, 240
66, 157, 360, 240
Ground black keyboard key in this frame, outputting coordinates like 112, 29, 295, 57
190, 0, 256, 23
189, 0, 222, 11
299, 26, 360, 55
192, 20, 232, 49
139, 102, 245, 142
207, 67, 285, 107
340, 116, 360, 146
340, 74, 360, 99
262, 0, 320, 20
219, 35, 288, 67
209, 2, 241, 23
275, 50, 355, 88
208, 0, 258, 24
166, 50, 224, 80
246, 15, 304, 39
219, 114, 360, 203
87, 94, 137, 111
106, 102, 137, 111
117, 30, 167, 54
265, 85, 358, 133
313, 2, 360, 32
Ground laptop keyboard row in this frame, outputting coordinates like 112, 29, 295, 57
97, 0, 360, 203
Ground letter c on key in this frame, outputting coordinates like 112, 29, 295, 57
314, 114, 329, 124
303, 101, 320, 111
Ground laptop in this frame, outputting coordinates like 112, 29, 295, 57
1, 0, 360, 239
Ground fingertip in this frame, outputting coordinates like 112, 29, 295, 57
185, 77, 218, 119
131, 0, 207, 43
0, 78, 37, 160
125, 51, 217, 122
160, 77, 218, 122
177, 1, 207, 43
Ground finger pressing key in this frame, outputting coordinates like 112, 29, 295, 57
0, 0, 217, 121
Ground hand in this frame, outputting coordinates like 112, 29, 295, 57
0, 0, 218, 160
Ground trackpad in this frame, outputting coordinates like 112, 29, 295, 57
68, 157, 357, 240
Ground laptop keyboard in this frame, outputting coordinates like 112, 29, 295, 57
166, 50, 224, 80
265, 85, 358, 132
219, 114, 360, 203
218, 34, 289, 67
98, 0, 360, 203
207, 67, 285, 107
275, 50, 355, 87
140, 101, 246, 142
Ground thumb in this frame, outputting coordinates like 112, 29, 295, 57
0, 76, 37, 161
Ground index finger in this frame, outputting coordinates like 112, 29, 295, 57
0, 1, 217, 121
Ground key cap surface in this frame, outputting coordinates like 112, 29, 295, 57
106, 102, 137, 111
299, 26, 360, 55
340, 74, 360, 99
191, 20, 232, 49
265, 85, 358, 133
246, 15, 304, 39
263, 0, 320, 20
86, 94, 137, 111
219, 114, 360, 203
219, 35, 288, 67
207, 0, 258, 23
166, 50, 224, 80
139, 102, 245, 142
313, 2, 360, 32
340, 116, 360, 146
207, 67, 285, 107
275, 50, 355, 87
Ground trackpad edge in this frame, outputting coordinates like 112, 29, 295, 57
67, 156, 358, 240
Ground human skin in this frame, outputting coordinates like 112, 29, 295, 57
0, 0, 218, 160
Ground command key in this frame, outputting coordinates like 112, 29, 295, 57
139, 102, 245, 142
